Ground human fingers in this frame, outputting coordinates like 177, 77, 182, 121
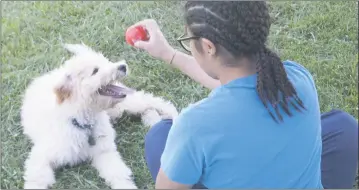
129, 19, 158, 36
133, 40, 151, 50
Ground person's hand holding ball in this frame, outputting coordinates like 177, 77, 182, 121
125, 25, 149, 46
125, 19, 176, 64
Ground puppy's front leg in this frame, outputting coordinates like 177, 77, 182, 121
23, 145, 56, 189
92, 150, 137, 189
91, 128, 137, 190
116, 91, 178, 124
106, 107, 125, 123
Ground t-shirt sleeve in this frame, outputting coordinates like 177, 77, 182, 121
160, 112, 204, 185
283, 60, 317, 90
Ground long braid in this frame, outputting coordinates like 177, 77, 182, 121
184, 1, 306, 122
258, 47, 306, 122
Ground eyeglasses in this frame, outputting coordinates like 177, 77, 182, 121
177, 33, 200, 53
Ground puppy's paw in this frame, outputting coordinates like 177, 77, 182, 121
111, 179, 138, 189
156, 101, 178, 120
141, 109, 162, 127
24, 181, 49, 189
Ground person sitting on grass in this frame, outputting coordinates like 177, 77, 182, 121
130, 1, 358, 189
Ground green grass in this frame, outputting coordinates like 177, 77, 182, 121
1, 1, 358, 189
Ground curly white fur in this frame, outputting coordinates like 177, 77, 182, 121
20, 43, 178, 189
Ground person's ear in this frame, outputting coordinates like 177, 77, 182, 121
201, 38, 216, 56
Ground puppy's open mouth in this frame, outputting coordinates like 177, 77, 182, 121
98, 84, 134, 98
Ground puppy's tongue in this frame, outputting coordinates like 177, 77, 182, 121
98, 84, 135, 98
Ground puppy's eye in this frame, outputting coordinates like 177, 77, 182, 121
92, 67, 99, 76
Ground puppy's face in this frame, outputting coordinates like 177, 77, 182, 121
55, 44, 134, 110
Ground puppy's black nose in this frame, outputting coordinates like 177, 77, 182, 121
118, 65, 127, 73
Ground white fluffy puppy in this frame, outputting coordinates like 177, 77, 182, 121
20, 43, 178, 189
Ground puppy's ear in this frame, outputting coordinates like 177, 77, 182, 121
54, 75, 73, 104
63, 43, 95, 55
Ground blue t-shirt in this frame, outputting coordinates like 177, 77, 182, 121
160, 60, 323, 188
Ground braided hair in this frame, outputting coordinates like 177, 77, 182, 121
184, 1, 305, 122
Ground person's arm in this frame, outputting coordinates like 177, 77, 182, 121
155, 169, 192, 189
163, 49, 221, 90
153, 110, 203, 189
129, 19, 220, 90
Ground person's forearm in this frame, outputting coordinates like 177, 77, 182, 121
164, 50, 221, 90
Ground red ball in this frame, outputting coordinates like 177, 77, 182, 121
125, 26, 149, 46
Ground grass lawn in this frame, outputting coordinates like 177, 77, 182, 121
1, 1, 358, 189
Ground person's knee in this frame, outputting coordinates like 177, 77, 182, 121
145, 119, 173, 146
321, 109, 358, 157
331, 109, 357, 132
144, 119, 173, 181
321, 109, 358, 189
322, 109, 358, 130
